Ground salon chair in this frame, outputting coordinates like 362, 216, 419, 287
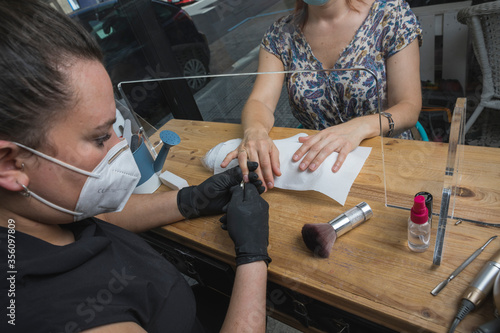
458, 1, 500, 134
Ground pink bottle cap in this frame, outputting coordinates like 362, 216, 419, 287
411, 195, 428, 224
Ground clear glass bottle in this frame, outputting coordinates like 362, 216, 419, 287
408, 195, 430, 252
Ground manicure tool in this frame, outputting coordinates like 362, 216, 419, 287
448, 247, 500, 332
431, 235, 497, 296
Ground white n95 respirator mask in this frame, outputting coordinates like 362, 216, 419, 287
14, 139, 141, 221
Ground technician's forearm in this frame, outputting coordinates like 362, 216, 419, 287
221, 261, 268, 333
98, 191, 184, 232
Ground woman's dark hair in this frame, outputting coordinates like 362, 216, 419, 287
0, 0, 103, 148
294, 0, 359, 29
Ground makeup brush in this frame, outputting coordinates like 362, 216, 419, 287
301, 202, 373, 258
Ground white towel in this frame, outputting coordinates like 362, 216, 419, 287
202, 133, 372, 205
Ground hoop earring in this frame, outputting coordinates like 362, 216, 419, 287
19, 183, 31, 198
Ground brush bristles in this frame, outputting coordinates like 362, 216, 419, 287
301, 223, 337, 258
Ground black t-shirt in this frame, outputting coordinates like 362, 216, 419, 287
0, 218, 204, 333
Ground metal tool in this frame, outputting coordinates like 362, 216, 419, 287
327, 202, 373, 237
449, 247, 500, 332
431, 235, 497, 296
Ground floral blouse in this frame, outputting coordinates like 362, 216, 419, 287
261, 0, 422, 137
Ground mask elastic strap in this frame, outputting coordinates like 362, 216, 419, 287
21, 184, 83, 217
13, 142, 100, 178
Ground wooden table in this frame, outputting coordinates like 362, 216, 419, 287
149, 119, 500, 333
382, 136, 500, 225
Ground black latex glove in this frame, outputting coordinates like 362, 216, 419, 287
177, 161, 264, 219
220, 183, 271, 266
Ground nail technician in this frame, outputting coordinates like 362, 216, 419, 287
0, 1, 270, 332
222, 0, 422, 190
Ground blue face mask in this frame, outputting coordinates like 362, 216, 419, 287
303, 0, 329, 5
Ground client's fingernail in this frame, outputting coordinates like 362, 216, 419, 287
243, 175, 249, 182
267, 182, 273, 189
300, 162, 306, 170
309, 163, 316, 170
293, 154, 299, 161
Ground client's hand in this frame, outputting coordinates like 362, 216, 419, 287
220, 128, 281, 191
293, 120, 365, 173
220, 183, 270, 266
177, 161, 264, 219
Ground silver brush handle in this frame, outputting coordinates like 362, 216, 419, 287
329, 202, 373, 237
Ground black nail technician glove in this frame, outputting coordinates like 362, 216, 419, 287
177, 161, 264, 219
222, 183, 271, 266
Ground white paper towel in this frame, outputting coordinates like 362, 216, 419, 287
202, 133, 372, 205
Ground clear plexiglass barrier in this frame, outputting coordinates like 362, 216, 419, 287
433, 99, 466, 265
381, 97, 467, 265
117, 70, 500, 265
381, 96, 500, 265
116, 68, 383, 157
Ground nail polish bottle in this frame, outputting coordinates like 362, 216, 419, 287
408, 195, 430, 252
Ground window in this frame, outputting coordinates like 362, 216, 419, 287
51, 0, 499, 146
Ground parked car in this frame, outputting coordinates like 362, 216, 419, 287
69, 0, 210, 92
160, 0, 197, 6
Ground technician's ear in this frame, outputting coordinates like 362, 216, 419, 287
0, 141, 28, 192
